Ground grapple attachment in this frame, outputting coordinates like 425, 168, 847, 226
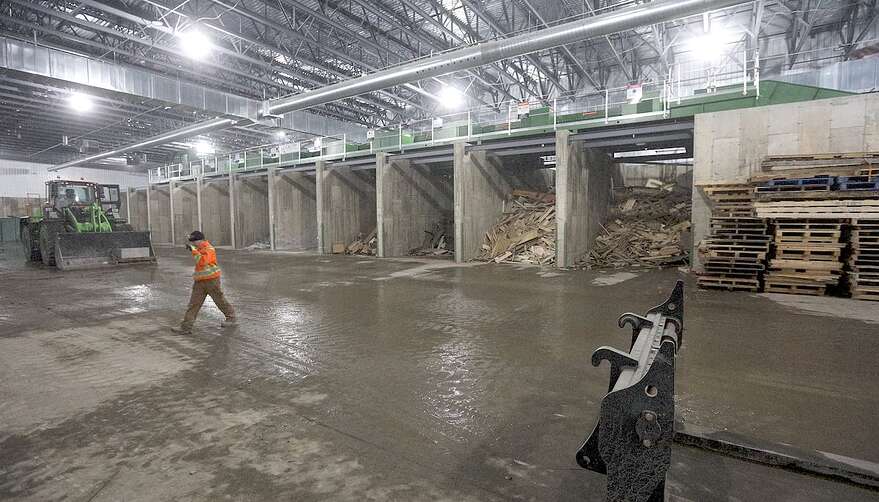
576, 280, 684, 502
54, 231, 157, 271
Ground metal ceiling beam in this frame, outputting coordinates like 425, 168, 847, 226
52, 0, 752, 170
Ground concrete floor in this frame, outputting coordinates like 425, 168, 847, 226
0, 242, 877, 501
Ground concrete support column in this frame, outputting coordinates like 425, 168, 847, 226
453, 142, 511, 263
267, 168, 277, 250
125, 189, 132, 224
377, 153, 453, 257
229, 173, 237, 249
375, 154, 388, 257
196, 176, 203, 232
555, 130, 613, 268
316, 161, 326, 254
146, 184, 152, 234
169, 181, 176, 245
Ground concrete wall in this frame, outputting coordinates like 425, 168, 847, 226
555, 131, 614, 268
171, 182, 199, 244
233, 175, 270, 249
453, 143, 513, 263
692, 92, 879, 270
147, 185, 172, 244
273, 171, 318, 251
0, 159, 147, 198
317, 161, 377, 254
377, 154, 454, 257
127, 189, 148, 231
0, 197, 34, 217
202, 179, 231, 246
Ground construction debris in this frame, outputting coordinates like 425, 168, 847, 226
477, 192, 556, 266
579, 186, 691, 269
244, 240, 271, 250
346, 229, 377, 256
409, 218, 454, 257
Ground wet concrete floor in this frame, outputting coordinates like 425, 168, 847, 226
0, 242, 877, 501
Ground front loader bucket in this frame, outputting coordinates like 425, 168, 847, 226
54, 231, 157, 271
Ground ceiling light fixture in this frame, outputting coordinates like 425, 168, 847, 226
438, 85, 465, 109
68, 92, 94, 113
179, 28, 213, 60
688, 26, 735, 63
193, 140, 215, 156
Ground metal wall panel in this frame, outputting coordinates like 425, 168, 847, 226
153, 75, 179, 102
204, 89, 226, 114
180, 82, 205, 109
49, 50, 89, 83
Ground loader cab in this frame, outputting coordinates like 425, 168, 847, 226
45, 181, 98, 219
98, 184, 122, 221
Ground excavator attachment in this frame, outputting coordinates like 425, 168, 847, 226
54, 231, 157, 271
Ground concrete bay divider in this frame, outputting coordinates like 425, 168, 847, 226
131, 141, 613, 264
316, 160, 377, 254
377, 153, 453, 258
272, 170, 318, 251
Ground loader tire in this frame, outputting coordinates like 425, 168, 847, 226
39, 222, 64, 267
21, 224, 41, 262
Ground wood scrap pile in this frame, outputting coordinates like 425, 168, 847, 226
579, 186, 691, 269
409, 218, 454, 256
346, 229, 377, 255
477, 192, 556, 265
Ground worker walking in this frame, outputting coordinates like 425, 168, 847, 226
172, 230, 237, 335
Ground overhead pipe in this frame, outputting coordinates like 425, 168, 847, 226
262, 0, 751, 116
48, 117, 237, 171
51, 0, 751, 171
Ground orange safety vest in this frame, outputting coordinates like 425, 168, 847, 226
191, 240, 222, 281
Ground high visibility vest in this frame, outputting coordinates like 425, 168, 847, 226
191, 241, 221, 281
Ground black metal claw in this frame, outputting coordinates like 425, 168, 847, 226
592, 346, 639, 392
619, 313, 654, 349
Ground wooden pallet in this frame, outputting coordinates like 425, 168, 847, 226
852, 289, 879, 301
775, 229, 841, 244
755, 200, 879, 219
697, 276, 760, 292
764, 282, 827, 296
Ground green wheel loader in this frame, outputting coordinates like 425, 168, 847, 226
20, 180, 157, 270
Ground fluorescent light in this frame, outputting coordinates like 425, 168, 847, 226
192, 141, 215, 156
438, 86, 465, 109
68, 92, 94, 113
688, 27, 734, 63
179, 28, 212, 60
614, 147, 687, 159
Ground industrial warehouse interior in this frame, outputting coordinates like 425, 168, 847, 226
2, 0, 879, 500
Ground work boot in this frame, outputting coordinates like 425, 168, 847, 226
171, 326, 191, 335
220, 318, 238, 327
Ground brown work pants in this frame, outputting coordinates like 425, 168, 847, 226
181, 277, 235, 331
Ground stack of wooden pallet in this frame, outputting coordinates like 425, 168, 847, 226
755, 199, 879, 219
764, 220, 845, 296
850, 219, 879, 301
700, 183, 755, 216
697, 217, 770, 291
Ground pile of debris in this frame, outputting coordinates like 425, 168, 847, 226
409, 218, 454, 257
345, 229, 377, 255
476, 191, 556, 266
580, 184, 691, 269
